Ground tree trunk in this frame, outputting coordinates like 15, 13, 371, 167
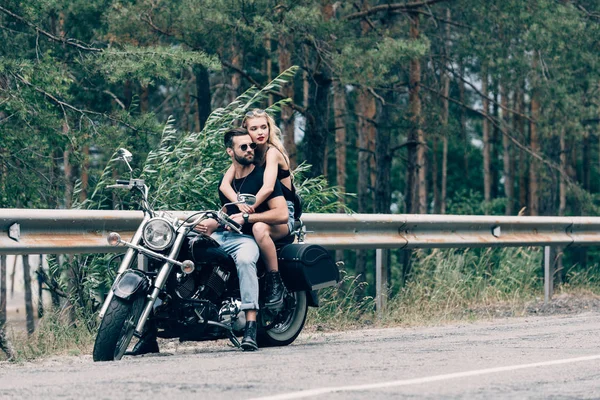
583, 130, 590, 191
195, 65, 211, 131
491, 85, 500, 200
432, 134, 440, 213
37, 256, 44, 319
278, 34, 297, 168
230, 43, 243, 103
0, 255, 15, 359
10, 255, 16, 298
357, 88, 376, 215
559, 128, 567, 215
0, 256, 6, 327
516, 86, 528, 212
265, 34, 273, 106
556, 128, 567, 283
354, 87, 375, 290
440, 70, 449, 213
529, 88, 540, 216
459, 62, 469, 179
140, 84, 149, 113
501, 83, 514, 215
63, 124, 73, 209
80, 145, 89, 203
304, 72, 331, 178
334, 81, 347, 204
407, 13, 425, 214
22, 256, 35, 335
184, 80, 191, 132
482, 66, 491, 207
439, 8, 451, 214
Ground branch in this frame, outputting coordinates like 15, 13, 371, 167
344, 0, 453, 20
221, 59, 307, 114
397, 8, 471, 29
441, 62, 535, 123
35, 268, 67, 298
13, 73, 143, 132
81, 87, 126, 110
421, 82, 575, 184
0, 5, 102, 52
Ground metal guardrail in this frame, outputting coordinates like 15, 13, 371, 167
2, 209, 599, 254
3, 209, 599, 306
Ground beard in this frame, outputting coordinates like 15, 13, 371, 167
235, 152, 254, 165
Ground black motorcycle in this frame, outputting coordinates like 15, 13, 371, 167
92, 148, 339, 361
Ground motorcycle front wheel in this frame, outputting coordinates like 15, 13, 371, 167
257, 290, 308, 347
92, 295, 145, 362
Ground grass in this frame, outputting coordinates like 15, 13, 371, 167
1, 309, 95, 362
306, 247, 600, 331
5, 246, 600, 361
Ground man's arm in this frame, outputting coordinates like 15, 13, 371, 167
230, 196, 288, 226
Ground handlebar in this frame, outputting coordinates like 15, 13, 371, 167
180, 211, 242, 235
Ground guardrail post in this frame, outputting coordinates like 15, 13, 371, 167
544, 246, 552, 304
375, 249, 388, 315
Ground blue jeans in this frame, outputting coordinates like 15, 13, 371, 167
286, 200, 295, 234
210, 231, 260, 311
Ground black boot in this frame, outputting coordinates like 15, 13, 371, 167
125, 321, 159, 356
241, 321, 258, 351
264, 271, 285, 308
125, 335, 159, 356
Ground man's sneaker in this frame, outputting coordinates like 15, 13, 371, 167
264, 271, 285, 308
241, 321, 258, 351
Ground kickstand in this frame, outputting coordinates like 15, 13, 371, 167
227, 331, 241, 348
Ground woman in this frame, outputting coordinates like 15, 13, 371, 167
201, 109, 294, 307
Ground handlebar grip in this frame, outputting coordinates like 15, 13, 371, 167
221, 214, 242, 232
116, 179, 130, 185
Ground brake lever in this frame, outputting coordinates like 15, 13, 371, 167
218, 211, 242, 234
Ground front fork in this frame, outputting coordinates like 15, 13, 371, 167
133, 231, 187, 336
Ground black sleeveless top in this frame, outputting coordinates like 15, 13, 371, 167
260, 147, 293, 202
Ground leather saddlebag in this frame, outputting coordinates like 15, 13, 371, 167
278, 244, 339, 292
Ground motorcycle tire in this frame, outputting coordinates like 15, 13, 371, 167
257, 291, 308, 348
92, 295, 145, 362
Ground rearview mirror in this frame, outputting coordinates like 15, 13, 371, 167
238, 194, 257, 206
117, 148, 133, 162
116, 148, 133, 172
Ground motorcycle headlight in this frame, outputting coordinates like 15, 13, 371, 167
142, 218, 175, 251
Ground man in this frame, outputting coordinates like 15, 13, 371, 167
128, 127, 288, 354
199, 127, 288, 350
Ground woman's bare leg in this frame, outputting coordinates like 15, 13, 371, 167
252, 222, 279, 272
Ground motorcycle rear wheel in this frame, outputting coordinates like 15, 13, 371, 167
257, 290, 308, 347
92, 296, 144, 362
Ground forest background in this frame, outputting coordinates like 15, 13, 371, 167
2, 0, 600, 356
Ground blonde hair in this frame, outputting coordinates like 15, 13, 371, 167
242, 109, 288, 159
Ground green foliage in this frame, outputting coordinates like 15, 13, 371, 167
335, 36, 430, 86
90, 45, 220, 86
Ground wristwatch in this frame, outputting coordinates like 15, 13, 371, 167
243, 213, 250, 224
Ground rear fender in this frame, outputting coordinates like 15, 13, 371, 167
307, 290, 319, 308
112, 270, 149, 301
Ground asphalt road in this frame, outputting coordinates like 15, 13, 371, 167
1, 312, 600, 399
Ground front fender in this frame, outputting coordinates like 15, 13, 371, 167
112, 270, 149, 301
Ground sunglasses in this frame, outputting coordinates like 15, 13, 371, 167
244, 109, 266, 118
239, 143, 257, 151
